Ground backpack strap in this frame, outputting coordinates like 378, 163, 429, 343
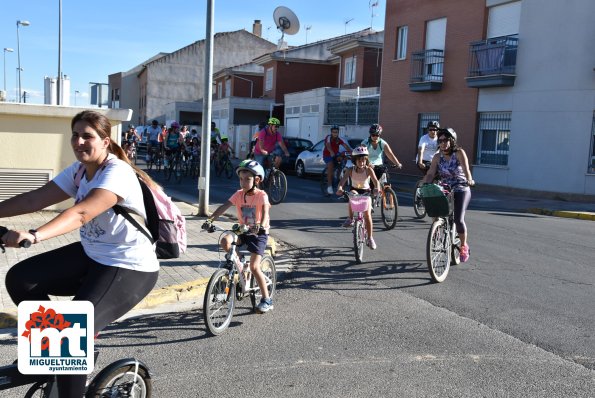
74, 164, 86, 189
113, 175, 160, 243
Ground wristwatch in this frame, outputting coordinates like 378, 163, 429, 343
28, 229, 41, 244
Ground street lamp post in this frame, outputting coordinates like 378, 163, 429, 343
16, 67, 23, 101
3, 48, 14, 93
74, 90, 79, 106
16, 20, 30, 104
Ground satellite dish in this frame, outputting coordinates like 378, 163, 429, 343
274, 6, 300, 49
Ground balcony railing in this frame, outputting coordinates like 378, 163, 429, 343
409, 49, 444, 91
466, 35, 519, 88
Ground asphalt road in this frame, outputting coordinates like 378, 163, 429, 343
1, 169, 593, 397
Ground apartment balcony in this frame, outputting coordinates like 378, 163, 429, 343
466, 35, 519, 88
409, 49, 444, 92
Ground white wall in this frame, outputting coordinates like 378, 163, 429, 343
475, 0, 595, 195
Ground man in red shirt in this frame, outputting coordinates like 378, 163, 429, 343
254, 117, 290, 169
323, 125, 352, 195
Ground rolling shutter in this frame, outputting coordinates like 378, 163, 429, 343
0, 169, 52, 201
487, 1, 521, 38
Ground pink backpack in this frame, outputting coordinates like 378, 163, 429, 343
74, 163, 187, 259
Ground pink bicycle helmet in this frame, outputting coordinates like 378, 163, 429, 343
351, 146, 369, 157
171, 121, 180, 128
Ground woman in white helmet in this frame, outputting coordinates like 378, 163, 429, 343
336, 146, 380, 250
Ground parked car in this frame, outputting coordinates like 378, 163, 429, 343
295, 138, 363, 177
278, 137, 314, 172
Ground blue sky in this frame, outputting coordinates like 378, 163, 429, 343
1, 0, 385, 106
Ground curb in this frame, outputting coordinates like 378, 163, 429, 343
527, 208, 595, 221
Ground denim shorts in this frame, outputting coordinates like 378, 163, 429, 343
239, 233, 268, 256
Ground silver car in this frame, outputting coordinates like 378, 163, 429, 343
295, 138, 362, 177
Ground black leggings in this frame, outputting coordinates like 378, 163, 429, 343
453, 190, 472, 235
5, 242, 158, 398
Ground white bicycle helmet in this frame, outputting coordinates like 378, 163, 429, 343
351, 146, 369, 157
235, 159, 264, 179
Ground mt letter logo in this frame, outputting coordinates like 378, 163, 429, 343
18, 301, 94, 375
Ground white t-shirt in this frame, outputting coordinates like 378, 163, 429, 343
53, 154, 159, 272
417, 134, 439, 162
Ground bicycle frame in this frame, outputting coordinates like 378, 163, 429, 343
344, 192, 371, 264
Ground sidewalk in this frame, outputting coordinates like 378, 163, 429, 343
0, 199, 277, 330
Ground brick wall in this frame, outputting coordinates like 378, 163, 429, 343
380, 0, 486, 174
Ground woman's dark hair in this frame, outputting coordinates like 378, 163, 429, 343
437, 130, 460, 154
71, 110, 160, 189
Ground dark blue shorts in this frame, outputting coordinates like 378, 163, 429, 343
239, 233, 268, 256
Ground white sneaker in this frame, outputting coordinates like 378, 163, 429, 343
367, 237, 377, 250
326, 186, 334, 195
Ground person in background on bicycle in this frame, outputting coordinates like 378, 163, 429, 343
204, 159, 274, 313
361, 123, 403, 185
146, 119, 162, 161
164, 121, 183, 167
248, 121, 267, 159
124, 124, 141, 144
323, 125, 353, 195
0, 110, 159, 397
423, 127, 475, 262
336, 146, 380, 250
218, 135, 234, 160
417, 120, 440, 174
254, 117, 290, 170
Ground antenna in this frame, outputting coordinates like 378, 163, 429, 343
273, 6, 300, 49
344, 18, 354, 34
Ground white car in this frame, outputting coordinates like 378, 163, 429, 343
295, 138, 362, 177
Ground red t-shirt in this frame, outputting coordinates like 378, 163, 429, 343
323, 135, 348, 158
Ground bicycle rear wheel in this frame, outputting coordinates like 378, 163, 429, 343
426, 219, 451, 282
87, 362, 152, 398
381, 187, 398, 230
267, 170, 287, 205
451, 229, 461, 265
225, 160, 234, 179
203, 268, 236, 336
413, 180, 427, 219
249, 255, 277, 310
353, 219, 365, 264
24, 381, 56, 398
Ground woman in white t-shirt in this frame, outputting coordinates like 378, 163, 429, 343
0, 110, 159, 397
416, 120, 440, 174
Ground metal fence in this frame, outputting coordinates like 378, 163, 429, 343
468, 35, 518, 77
477, 112, 511, 166
410, 49, 444, 83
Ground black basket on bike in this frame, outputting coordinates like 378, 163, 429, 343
420, 184, 452, 217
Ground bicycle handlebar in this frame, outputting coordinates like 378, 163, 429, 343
201, 221, 256, 235
0, 226, 32, 252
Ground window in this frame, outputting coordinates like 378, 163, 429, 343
265, 67, 273, 91
396, 26, 408, 60
344, 56, 356, 85
477, 112, 511, 166
417, 113, 440, 142
225, 79, 231, 97
589, 112, 595, 173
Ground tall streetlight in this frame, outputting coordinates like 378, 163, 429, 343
74, 90, 80, 106
16, 20, 30, 104
3, 48, 14, 93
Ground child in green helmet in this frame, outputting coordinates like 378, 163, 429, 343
204, 160, 274, 313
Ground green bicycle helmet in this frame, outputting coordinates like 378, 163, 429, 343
268, 117, 281, 126
220, 135, 229, 142
235, 159, 264, 179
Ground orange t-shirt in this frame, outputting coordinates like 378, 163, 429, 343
228, 189, 270, 232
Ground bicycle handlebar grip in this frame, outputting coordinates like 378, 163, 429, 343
20, 239, 32, 248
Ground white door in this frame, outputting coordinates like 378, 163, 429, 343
286, 117, 300, 137
301, 115, 319, 141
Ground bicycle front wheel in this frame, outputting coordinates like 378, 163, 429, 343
267, 170, 287, 205
451, 228, 461, 265
353, 219, 365, 264
164, 161, 173, 181
249, 254, 277, 310
381, 187, 398, 230
175, 161, 183, 183
203, 269, 236, 336
87, 363, 152, 398
413, 180, 427, 219
320, 169, 330, 196
426, 219, 451, 282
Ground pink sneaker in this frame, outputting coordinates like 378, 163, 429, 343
460, 244, 470, 262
